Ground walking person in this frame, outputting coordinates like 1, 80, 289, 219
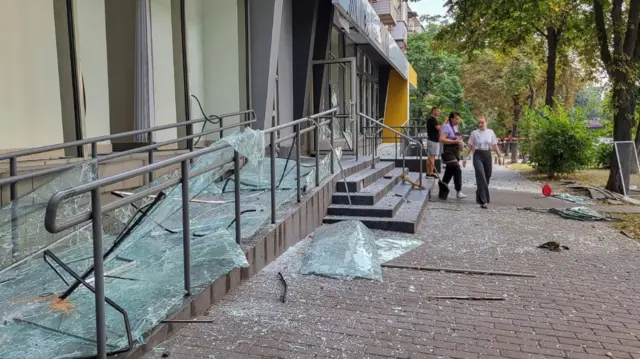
440, 112, 466, 199
463, 116, 503, 208
425, 106, 441, 177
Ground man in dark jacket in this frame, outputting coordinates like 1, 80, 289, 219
425, 106, 441, 177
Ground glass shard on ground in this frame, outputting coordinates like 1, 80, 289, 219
300, 220, 422, 280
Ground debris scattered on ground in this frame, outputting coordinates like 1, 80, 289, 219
425, 296, 505, 301
519, 206, 617, 221
162, 352, 170, 358
160, 320, 214, 324
278, 272, 287, 303
567, 184, 640, 205
620, 230, 633, 239
380, 263, 536, 278
538, 241, 569, 252
299, 220, 422, 281
552, 193, 593, 205
560, 180, 577, 184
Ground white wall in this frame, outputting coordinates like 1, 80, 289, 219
75, 0, 111, 141
186, 0, 243, 143
0, 1, 65, 150
185, 0, 205, 125
150, 0, 178, 142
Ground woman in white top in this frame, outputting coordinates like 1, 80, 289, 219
462, 116, 503, 208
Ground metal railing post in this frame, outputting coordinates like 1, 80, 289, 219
314, 123, 320, 187
394, 133, 398, 162
295, 124, 301, 203
270, 132, 276, 224
180, 160, 191, 296
91, 142, 98, 159
355, 113, 359, 161
147, 131, 154, 183
9, 156, 18, 261
370, 120, 375, 169
330, 113, 335, 174
9, 157, 17, 201
219, 117, 224, 138
91, 187, 107, 359
234, 151, 242, 243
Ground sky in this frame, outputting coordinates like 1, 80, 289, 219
408, 0, 447, 18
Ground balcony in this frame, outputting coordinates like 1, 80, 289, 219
391, 21, 407, 42
370, 0, 400, 26
333, 0, 409, 80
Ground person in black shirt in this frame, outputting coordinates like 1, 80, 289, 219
425, 106, 441, 177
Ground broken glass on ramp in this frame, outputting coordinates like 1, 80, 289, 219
0, 126, 342, 358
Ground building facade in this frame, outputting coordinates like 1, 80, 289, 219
0, 0, 417, 157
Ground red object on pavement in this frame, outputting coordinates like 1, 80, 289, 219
542, 184, 552, 197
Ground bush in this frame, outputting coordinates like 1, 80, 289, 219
594, 142, 613, 169
528, 106, 595, 178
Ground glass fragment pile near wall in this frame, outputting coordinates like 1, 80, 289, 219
0, 127, 342, 358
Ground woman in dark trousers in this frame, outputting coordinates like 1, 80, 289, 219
439, 112, 466, 199
463, 116, 503, 208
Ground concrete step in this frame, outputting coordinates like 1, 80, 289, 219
327, 172, 417, 217
335, 161, 395, 193
331, 167, 406, 205
324, 177, 435, 234
380, 156, 440, 174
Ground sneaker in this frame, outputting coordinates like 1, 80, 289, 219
456, 191, 467, 199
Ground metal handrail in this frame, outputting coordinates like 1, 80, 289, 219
0, 119, 255, 188
41, 106, 341, 359
359, 113, 424, 188
0, 110, 256, 201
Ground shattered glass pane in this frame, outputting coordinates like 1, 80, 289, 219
0, 127, 344, 358
300, 220, 422, 281
0, 161, 97, 271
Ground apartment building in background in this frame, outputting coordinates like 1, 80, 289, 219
0, 0, 417, 163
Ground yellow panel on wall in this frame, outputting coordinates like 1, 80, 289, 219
409, 64, 418, 90
383, 69, 409, 143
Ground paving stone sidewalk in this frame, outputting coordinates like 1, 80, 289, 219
145, 166, 640, 359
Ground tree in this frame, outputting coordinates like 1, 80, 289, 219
407, 24, 468, 122
591, 0, 640, 193
437, 0, 586, 108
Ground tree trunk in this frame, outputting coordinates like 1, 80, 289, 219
545, 27, 558, 108
606, 85, 635, 193
511, 95, 521, 164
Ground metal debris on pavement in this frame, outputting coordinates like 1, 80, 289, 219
538, 241, 569, 252
425, 296, 505, 301
380, 263, 536, 277
278, 272, 288, 303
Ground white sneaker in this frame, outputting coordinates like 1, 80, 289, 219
456, 191, 467, 199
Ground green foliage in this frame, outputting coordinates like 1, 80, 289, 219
407, 23, 473, 126
594, 142, 614, 169
527, 106, 596, 178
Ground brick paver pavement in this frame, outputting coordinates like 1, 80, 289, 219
146, 167, 640, 359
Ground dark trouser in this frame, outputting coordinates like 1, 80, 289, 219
442, 163, 462, 192
473, 150, 493, 205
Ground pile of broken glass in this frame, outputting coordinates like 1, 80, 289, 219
0, 126, 341, 358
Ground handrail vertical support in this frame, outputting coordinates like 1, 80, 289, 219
91, 143, 98, 159
314, 123, 320, 187
91, 187, 107, 359
9, 157, 17, 201
295, 124, 301, 203
234, 151, 242, 243
180, 160, 191, 296
370, 120, 375, 169
355, 113, 359, 161
147, 131, 154, 183
219, 117, 225, 139
330, 114, 335, 174
270, 132, 276, 224
9, 156, 18, 261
